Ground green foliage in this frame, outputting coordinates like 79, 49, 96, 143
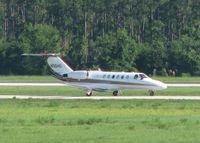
20, 24, 60, 53
0, 0, 199, 75
168, 34, 200, 75
67, 36, 89, 69
19, 24, 61, 74
95, 29, 139, 71
0, 38, 24, 74
136, 41, 167, 75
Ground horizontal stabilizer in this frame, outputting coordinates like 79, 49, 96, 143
22, 53, 73, 75
22, 53, 60, 57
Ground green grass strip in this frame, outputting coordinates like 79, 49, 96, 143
0, 100, 200, 143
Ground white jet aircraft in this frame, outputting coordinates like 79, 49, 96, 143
22, 53, 167, 96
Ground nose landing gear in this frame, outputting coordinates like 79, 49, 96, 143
86, 90, 93, 96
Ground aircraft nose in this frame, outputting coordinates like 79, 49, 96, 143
156, 81, 167, 89
151, 80, 167, 90
159, 82, 167, 89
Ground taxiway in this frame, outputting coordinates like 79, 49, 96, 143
1, 95, 200, 100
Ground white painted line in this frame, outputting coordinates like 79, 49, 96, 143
167, 84, 200, 87
0, 83, 66, 86
1, 95, 200, 100
0, 83, 200, 87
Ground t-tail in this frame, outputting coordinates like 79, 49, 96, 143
22, 53, 73, 80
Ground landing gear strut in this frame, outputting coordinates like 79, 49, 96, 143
149, 90, 155, 96
86, 90, 93, 96
113, 91, 119, 96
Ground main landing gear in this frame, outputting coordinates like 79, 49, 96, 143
113, 91, 119, 96
86, 90, 119, 96
86, 90, 93, 96
148, 90, 155, 96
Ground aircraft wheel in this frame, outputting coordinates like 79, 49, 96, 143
113, 91, 118, 96
149, 90, 155, 96
86, 91, 92, 96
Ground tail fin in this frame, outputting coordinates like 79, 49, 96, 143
47, 56, 73, 75
22, 53, 73, 76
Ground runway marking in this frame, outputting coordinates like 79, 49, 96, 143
1, 95, 200, 100
0, 83, 200, 87
0, 83, 65, 86
167, 84, 200, 87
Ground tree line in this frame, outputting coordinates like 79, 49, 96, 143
0, 0, 199, 76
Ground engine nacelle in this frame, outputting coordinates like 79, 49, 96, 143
67, 71, 88, 79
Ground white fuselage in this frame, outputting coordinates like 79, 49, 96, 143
62, 70, 167, 92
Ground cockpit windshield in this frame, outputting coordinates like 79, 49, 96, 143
133, 73, 148, 80
139, 74, 148, 79
134, 73, 148, 80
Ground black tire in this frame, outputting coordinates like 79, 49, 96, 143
113, 91, 118, 96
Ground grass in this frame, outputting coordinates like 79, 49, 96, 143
0, 100, 200, 143
0, 86, 199, 96
0, 75, 200, 83
0, 76, 199, 143
0, 86, 85, 96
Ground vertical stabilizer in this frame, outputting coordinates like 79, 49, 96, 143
47, 56, 73, 76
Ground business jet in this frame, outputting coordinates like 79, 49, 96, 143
22, 53, 167, 96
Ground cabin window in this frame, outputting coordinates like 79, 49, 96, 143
121, 75, 124, 79
112, 75, 115, 79
107, 75, 110, 78
126, 75, 129, 79
134, 74, 138, 79
63, 74, 68, 77
116, 75, 120, 79
103, 75, 106, 78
